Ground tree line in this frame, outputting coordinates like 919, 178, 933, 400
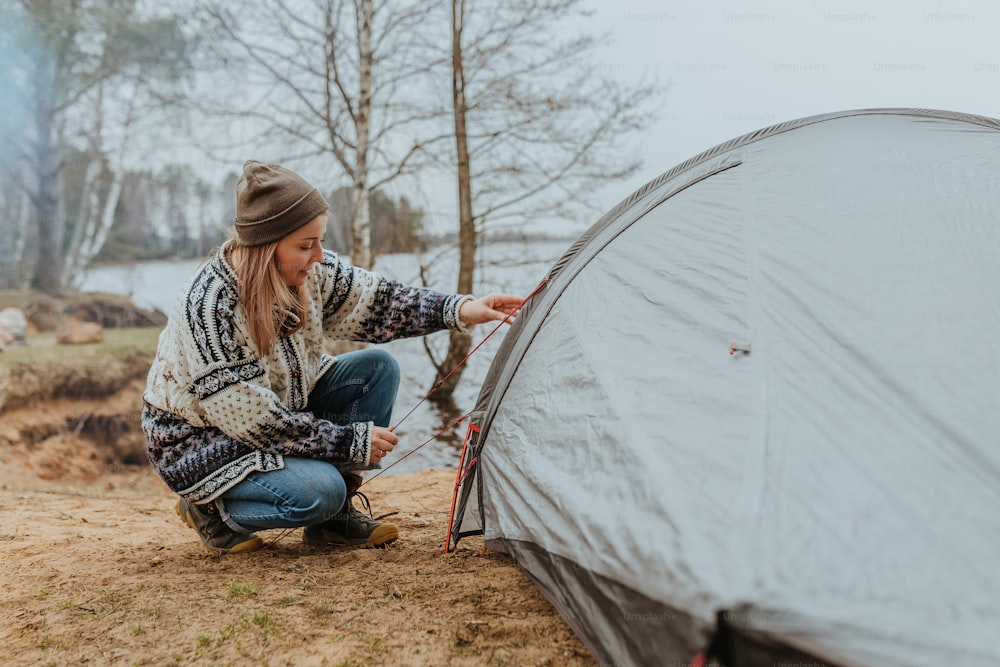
0, 156, 428, 288
1, 0, 659, 398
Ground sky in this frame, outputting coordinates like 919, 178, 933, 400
71, 0, 999, 240
578, 0, 998, 226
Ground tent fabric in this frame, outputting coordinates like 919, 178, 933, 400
450, 108, 1000, 667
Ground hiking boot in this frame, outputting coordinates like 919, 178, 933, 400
303, 474, 399, 548
175, 498, 264, 556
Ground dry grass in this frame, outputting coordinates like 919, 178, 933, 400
0, 327, 161, 412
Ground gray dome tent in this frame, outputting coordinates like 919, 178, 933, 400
449, 108, 1000, 667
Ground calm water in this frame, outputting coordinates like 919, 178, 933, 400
81, 240, 572, 475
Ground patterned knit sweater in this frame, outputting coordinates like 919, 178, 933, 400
141, 242, 470, 504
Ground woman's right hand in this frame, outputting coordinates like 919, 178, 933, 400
369, 426, 398, 464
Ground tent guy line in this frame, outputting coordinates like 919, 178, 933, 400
386, 277, 550, 434
256, 279, 547, 551
361, 278, 550, 484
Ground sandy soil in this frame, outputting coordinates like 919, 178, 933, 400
0, 445, 594, 666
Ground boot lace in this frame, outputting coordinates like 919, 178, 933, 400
346, 489, 397, 522
348, 490, 374, 519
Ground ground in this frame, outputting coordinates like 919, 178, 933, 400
0, 395, 594, 667
0, 299, 593, 666
0, 463, 595, 667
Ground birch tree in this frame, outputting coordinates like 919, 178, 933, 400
3, 0, 91, 294
62, 80, 136, 286
0, 186, 31, 289
0, 8, 31, 289
196, 0, 441, 269
3, 1, 190, 293
426, 0, 660, 401
63, 12, 190, 286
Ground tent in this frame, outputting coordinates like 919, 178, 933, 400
448, 108, 1000, 666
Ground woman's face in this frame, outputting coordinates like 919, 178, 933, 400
274, 213, 327, 286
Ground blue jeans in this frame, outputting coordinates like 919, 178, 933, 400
218, 349, 400, 532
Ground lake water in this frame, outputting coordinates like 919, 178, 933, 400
81, 239, 573, 475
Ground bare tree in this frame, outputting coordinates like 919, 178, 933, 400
196, 0, 443, 269
4, 0, 91, 294
0, 185, 31, 289
422, 0, 479, 405
64, 13, 190, 285
62, 79, 137, 286
425, 0, 661, 402
3, 1, 190, 293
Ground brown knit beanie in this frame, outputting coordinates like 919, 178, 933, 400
233, 160, 329, 246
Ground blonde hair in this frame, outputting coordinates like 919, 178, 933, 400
228, 236, 307, 356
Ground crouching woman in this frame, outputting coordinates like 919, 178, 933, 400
141, 160, 521, 555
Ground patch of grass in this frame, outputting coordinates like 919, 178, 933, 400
137, 606, 160, 619
38, 634, 66, 653
0, 326, 161, 411
227, 583, 259, 601
0, 326, 161, 363
252, 611, 276, 634
366, 634, 384, 653
490, 651, 515, 667
383, 585, 405, 601
219, 623, 237, 641
100, 588, 130, 613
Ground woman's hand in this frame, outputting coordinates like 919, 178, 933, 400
458, 294, 524, 326
369, 426, 398, 465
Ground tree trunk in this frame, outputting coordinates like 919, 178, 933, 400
0, 190, 30, 289
430, 0, 475, 404
30, 105, 63, 295
80, 170, 123, 269
63, 156, 103, 287
350, 0, 374, 270
64, 82, 135, 287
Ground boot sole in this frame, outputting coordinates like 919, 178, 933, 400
175, 501, 264, 556
302, 523, 400, 549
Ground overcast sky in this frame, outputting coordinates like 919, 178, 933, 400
148, 0, 999, 238
580, 0, 997, 221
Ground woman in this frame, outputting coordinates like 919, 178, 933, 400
142, 160, 522, 555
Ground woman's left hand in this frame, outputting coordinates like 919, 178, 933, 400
459, 294, 524, 326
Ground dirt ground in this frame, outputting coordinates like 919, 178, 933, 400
0, 404, 595, 666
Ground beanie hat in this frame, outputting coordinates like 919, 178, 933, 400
233, 160, 328, 246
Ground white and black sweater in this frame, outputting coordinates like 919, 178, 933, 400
141, 242, 471, 504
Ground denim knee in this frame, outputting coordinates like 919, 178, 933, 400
366, 348, 400, 385
309, 348, 400, 427
294, 470, 347, 525
219, 459, 350, 530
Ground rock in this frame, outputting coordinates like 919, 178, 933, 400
0, 307, 28, 348
56, 319, 104, 345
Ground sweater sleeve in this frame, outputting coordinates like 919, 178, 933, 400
177, 266, 372, 465
195, 363, 372, 466
317, 250, 472, 342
